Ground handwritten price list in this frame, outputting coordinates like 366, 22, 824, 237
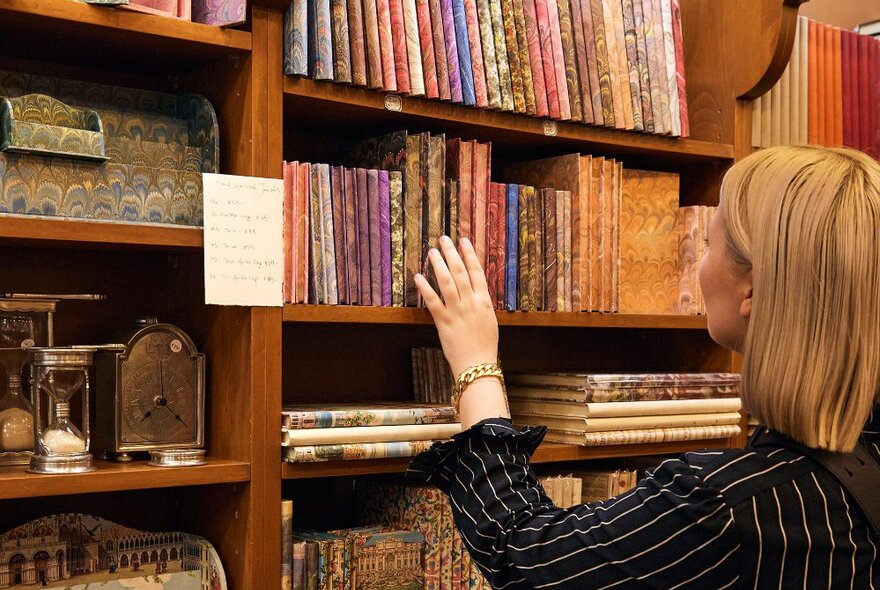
203, 173, 284, 306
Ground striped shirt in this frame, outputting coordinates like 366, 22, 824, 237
407, 412, 880, 589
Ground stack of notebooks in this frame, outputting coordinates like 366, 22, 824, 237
284, 520, 426, 590
281, 403, 460, 462
284, 137, 713, 314
539, 468, 638, 505
508, 372, 742, 445
357, 481, 490, 590
751, 16, 880, 159
284, 0, 689, 135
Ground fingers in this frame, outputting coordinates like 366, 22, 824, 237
414, 273, 445, 317
459, 238, 490, 297
438, 235, 474, 297
428, 248, 461, 304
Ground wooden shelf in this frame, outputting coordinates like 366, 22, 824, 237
0, 0, 251, 71
283, 78, 734, 165
0, 457, 250, 500
0, 214, 203, 250
281, 438, 734, 479
283, 304, 708, 329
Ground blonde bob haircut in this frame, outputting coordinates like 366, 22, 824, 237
721, 145, 880, 452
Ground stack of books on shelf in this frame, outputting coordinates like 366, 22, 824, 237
357, 481, 490, 590
283, 0, 689, 135
538, 468, 638, 505
508, 372, 742, 445
283, 519, 426, 590
283, 136, 714, 314
751, 16, 880, 159
281, 403, 460, 462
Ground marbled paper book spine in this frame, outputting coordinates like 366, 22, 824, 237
389, 0, 411, 91
501, 0, 527, 113
417, 0, 441, 98
309, 164, 325, 303
356, 168, 372, 304
476, 0, 502, 109
590, 0, 614, 126
347, 0, 368, 85
440, 0, 464, 102
331, 0, 353, 83
522, 0, 550, 117
378, 170, 392, 305
377, 0, 398, 90
284, 0, 309, 76
319, 164, 339, 304
344, 168, 360, 304
670, 0, 688, 136
463, 0, 489, 107
452, 0, 476, 105
534, 0, 561, 119
556, 0, 582, 121
403, 0, 427, 95
429, 0, 452, 100
569, 0, 593, 123
331, 166, 349, 304
632, 0, 653, 131
505, 183, 520, 311
389, 171, 405, 306
489, 0, 515, 111
621, 0, 644, 130
546, 0, 571, 119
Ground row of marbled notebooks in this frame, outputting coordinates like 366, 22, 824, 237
283, 0, 689, 134
283, 129, 712, 314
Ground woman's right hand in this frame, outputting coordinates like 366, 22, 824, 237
414, 236, 499, 379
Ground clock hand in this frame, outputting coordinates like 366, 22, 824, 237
159, 403, 189, 428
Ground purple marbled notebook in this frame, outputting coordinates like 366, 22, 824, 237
356, 168, 372, 304
439, 0, 463, 102
368, 169, 382, 305
192, 0, 244, 26
379, 170, 392, 306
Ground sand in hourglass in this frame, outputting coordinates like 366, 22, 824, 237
0, 407, 33, 451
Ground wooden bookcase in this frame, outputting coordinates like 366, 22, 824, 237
0, 0, 801, 587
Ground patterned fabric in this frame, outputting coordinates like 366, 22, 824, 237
408, 415, 880, 589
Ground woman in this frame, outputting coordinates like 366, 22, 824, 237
407, 145, 880, 589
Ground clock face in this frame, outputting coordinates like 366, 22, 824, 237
119, 331, 199, 446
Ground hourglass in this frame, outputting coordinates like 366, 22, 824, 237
0, 316, 38, 466
28, 347, 96, 474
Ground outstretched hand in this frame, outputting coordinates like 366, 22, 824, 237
414, 236, 499, 379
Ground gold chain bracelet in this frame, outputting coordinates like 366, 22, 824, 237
451, 362, 509, 418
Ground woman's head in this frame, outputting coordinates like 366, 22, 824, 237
700, 145, 880, 451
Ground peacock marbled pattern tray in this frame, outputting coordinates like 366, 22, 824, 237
0, 70, 218, 226
1, 95, 106, 161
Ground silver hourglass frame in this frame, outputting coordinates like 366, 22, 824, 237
28, 347, 97, 474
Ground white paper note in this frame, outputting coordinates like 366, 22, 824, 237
203, 173, 284, 306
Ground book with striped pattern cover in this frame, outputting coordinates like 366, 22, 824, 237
343, 169, 360, 304
347, 0, 368, 85
463, 0, 488, 107
308, 163, 326, 302
858, 33, 871, 151
648, 0, 671, 133
378, 170, 392, 305
489, 0, 515, 111
403, 0, 427, 96
546, 0, 571, 119
605, 0, 631, 129
296, 163, 311, 303
486, 182, 504, 307
452, 0, 476, 105
405, 134, 425, 305
660, 0, 679, 135
556, 0, 583, 121
330, 166, 349, 303
631, 0, 653, 131
590, 0, 614, 126
356, 168, 372, 303
440, 0, 463, 102
361, 0, 384, 88
579, 0, 603, 125
429, 0, 451, 99
389, 171, 404, 306
540, 187, 556, 311
511, 0, 536, 114
808, 19, 818, 144
522, 0, 550, 117
308, 0, 334, 80
822, 24, 834, 145
670, 0, 688, 136
376, 0, 398, 90
389, 0, 411, 91
842, 29, 854, 148
283, 439, 437, 462
284, 0, 309, 76
832, 26, 843, 146
534, 0, 561, 118
318, 164, 339, 304
569, 0, 593, 124
475, 0, 502, 109
501, 0, 526, 113
283, 162, 295, 303
517, 184, 533, 311
817, 21, 827, 145
472, 141, 490, 267
416, 0, 441, 98
330, 0, 353, 83
621, 0, 644, 130
505, 183, 520, 311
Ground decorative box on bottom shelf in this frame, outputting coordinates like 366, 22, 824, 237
0, 513, 227, 589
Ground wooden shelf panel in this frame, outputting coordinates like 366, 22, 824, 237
283, 78, 734, 165
283, 304, 708, 329
0, 0, 251, 71
281, 438, 735, 479
0, 214, 204, 250
0, 458, 250, 500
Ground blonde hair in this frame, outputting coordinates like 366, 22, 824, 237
721, 145, 880, 452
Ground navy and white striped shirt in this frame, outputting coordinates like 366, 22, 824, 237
407, 411, 880, 589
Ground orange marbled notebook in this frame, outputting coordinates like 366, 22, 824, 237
618, 168, 680, 314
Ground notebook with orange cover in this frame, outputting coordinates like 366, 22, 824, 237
618, 169, 679, 314
603, 0, 630, 129
808, 19, 818, 144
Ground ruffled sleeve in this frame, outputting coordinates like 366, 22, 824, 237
405, 418, 546, 493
